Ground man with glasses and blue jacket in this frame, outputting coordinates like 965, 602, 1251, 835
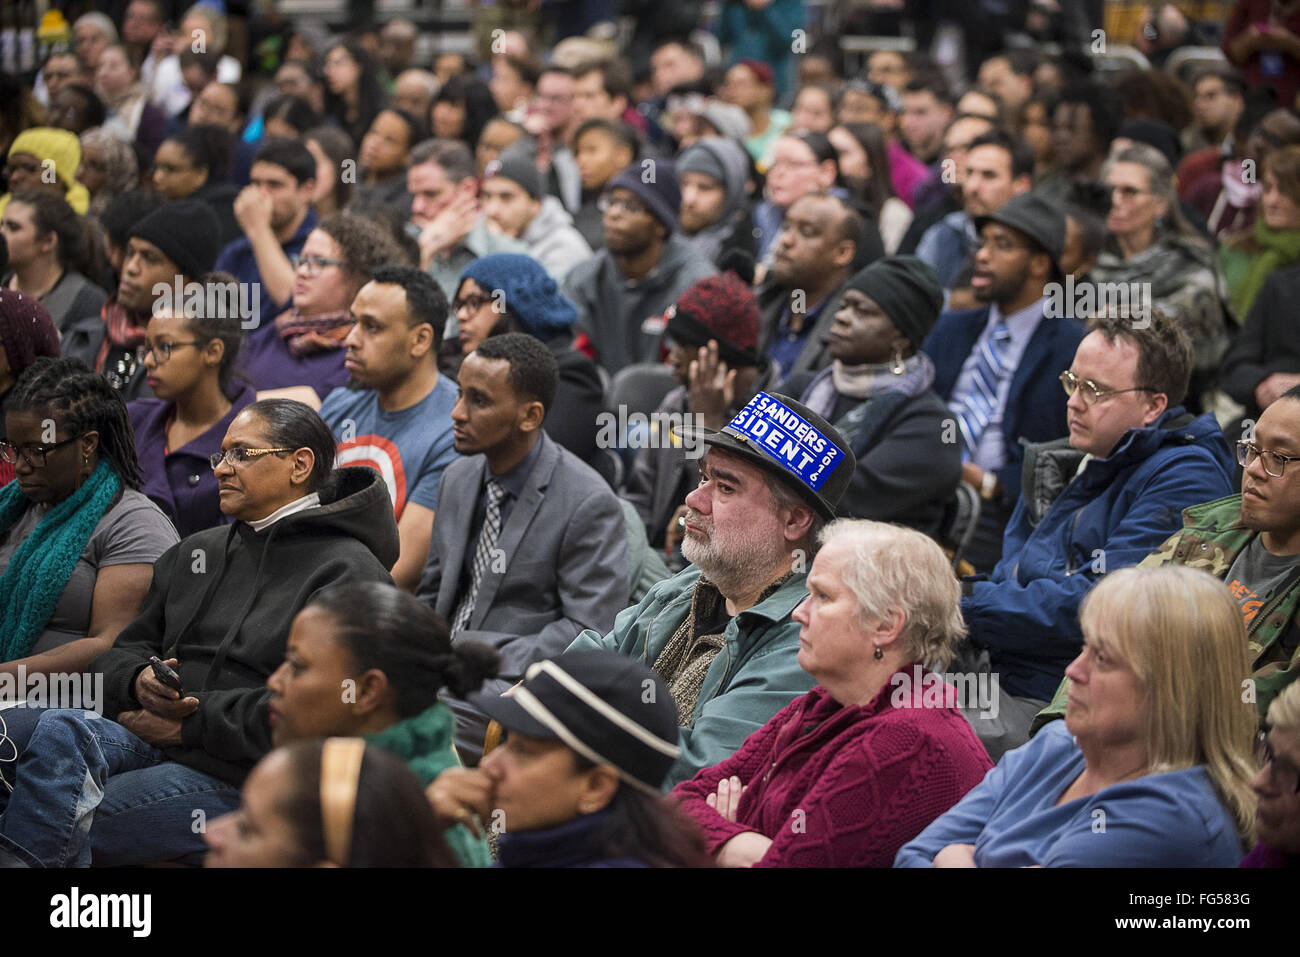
957, 308, 1235, 759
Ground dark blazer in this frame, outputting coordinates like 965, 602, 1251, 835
417, 433, 631, 759
923, 306, 1085, 506
757, 279, 847, 379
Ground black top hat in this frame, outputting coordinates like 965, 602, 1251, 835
471, 650, 681, 794
678, 391, 856, 521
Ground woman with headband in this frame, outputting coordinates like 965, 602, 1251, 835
427, 648, 712, 867
205, 738, 454, 867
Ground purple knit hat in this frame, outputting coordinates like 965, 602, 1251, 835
0, 290, 60, 383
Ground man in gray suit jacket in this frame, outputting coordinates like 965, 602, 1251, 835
417, 333, 631, 761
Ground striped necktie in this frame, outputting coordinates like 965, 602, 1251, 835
450, 479, 505, 635
950, 319, 1013, 461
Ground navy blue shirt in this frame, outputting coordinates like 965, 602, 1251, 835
214, 209, 318, 328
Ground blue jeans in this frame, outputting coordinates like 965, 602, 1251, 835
0, 708, 239, 867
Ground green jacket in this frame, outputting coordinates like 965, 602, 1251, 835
366, 702, 492, 868
1033, 494, 1300, 732
567, 564, 815, 786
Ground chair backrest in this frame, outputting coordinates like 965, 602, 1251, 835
609, 362, 678, 420
940, 481, 982, 571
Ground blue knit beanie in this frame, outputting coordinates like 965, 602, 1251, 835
458, 253, 577, 340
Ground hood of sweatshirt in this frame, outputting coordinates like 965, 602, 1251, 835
266, 464, 401, 569
525, 195, 578, 241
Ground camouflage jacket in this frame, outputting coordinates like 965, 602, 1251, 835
1033, 494, 1300, 731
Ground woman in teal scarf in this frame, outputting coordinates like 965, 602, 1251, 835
1220, 145, 1300, 321
247, 581, 501, 867
0, 356, 177, 680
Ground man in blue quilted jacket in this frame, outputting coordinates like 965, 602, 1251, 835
959, 308, 1236, 759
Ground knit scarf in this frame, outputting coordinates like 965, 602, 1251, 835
94, 299, 147, 373
274, 309, 354, 357
803, 352, 935, 420
0, 461, 121, 662
1230, 219, 1300, 320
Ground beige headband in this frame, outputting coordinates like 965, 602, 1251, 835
319, 737, 366, 867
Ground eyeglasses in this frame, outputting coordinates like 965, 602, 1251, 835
1059, 370, 1156, 406
597, 193, 649, 217
1237, 441, 1300, 478
0, 434, 83, 468
208, 447, 296, 470
453, 292, 491, 314
1254, 728, 1300, 794
290, 254, 346, 275
143, 340, 203, 363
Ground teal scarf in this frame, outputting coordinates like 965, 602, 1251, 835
0, 460, 121, 662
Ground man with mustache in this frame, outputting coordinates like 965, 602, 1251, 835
568, 392, 855, 784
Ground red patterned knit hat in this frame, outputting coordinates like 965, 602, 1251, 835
665, 271, 760, 368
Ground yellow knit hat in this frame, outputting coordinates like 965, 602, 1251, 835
6, 127, 91, 214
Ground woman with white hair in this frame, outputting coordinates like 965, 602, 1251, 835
1243, 679, 1300, 867
1090, 143, 1229, 409
672, 519, 994, 867
897, 564, 1258, 867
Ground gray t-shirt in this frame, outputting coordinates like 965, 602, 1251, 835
1224, 536, 1300, 629
0, 488, 178, 655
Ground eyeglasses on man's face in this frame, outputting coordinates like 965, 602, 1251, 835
1237, 441, 1300, 478
1059, 370, 1156, 406
597, 193, 650, 217
0, 434, 83, 468
208, 447, 295, 470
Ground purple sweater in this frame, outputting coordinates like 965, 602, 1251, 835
128, 383, 256, 537
239, 321, 350, 400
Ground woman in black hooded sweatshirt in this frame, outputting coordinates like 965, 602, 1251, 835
0, 399, 400, 869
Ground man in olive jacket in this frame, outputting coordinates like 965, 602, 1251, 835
568, 391, 855, 785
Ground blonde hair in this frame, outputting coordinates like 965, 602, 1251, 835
1266, 679, 1300, 734
1079, 565, 1257, 844
817, 519, 966, 669
182, 4, 227, 54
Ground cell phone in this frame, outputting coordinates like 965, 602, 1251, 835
148, 656, 184, 695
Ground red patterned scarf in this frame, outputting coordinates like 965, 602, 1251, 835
93, 299, 148, 372
274, 309, 354, 357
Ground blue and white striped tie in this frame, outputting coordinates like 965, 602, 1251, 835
951, 320, 1013, 461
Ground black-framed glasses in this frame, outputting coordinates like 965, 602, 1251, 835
290, 253, 346, 275
1237, 441, 1300, 478
208, 447, 296, 470
597, 193, 649, 217
1254, 728, 1300, 794
1059, 370, 1156, 406
142, 340, 203, 363
0, 434, 83, 468
452, 292, 491, 314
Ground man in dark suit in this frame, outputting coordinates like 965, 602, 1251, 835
417, 333, 630, 761
923, 193, 1086, 571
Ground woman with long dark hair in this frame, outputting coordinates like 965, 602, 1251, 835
322, 40, 385, 147
428, 649, 713, 867
430, 74, 498, 151
128, 271, 253, 536
206, 739, 456, 867
259, 581, 500, 865
152, 124, 241, 245
829, 122, 912, 255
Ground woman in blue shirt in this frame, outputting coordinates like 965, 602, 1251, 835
896, 565, 1258, 867
128, 271, 253, 537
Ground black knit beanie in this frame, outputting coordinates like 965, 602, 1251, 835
841, 256, 944, 351
128, 200, 223, 280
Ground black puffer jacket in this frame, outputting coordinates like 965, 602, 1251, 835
93, 466, 400, 785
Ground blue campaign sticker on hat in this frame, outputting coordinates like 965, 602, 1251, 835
725, 393, 844, 491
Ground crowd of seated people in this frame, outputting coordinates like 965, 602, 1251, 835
0, 0, 1298, 870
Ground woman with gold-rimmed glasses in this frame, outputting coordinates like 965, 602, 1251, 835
0, 398, 400, 868
1243, 680, 1300, 867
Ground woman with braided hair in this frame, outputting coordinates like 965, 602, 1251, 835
0, 356, 177, 677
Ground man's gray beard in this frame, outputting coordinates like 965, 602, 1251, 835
682, 532, 784, 599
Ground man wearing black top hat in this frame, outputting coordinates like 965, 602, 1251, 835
570, 391, 856, 786
923, 192, 1087, 572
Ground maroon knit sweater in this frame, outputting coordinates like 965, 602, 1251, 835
672, 669, 994, 867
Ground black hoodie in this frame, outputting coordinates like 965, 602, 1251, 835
93, 466, 400, 785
